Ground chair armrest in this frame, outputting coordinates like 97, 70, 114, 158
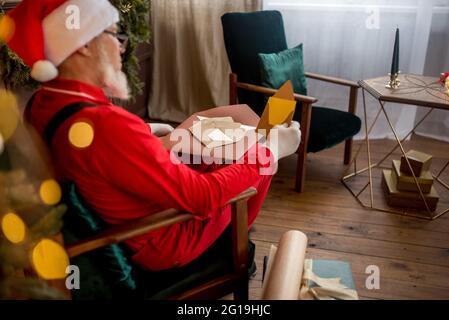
227, 187, 257, 204
66, 187, 258, 258
66, 209, 193, 258
235, 81, 318, 104
305, 72, 359, 88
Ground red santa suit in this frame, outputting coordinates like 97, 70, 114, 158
28, 78, 274, 271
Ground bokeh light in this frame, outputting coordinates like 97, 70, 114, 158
0, 132, 4, 154
0, 15, 15, 43
68, 121, 94, 149
39, 179, 62, 205
31, 239, 69, 280
0, 90, 20, 141
1, 212, 26, 244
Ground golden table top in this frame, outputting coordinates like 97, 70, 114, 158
360, 74, 449, 110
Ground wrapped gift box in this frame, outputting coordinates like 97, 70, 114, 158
382, 169, 439, 211
400, 149, 432, 177
391, 160, 433, 193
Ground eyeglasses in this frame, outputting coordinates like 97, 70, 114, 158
103, 30, 129, 51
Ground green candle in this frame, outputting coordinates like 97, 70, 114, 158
391, 28, 399, 75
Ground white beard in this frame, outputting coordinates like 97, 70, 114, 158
98, 44, 130, 100
102, 65, 130, 100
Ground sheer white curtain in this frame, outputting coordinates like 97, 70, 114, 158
263, 0, 449, 140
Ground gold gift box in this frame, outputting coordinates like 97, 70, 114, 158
382, 170, 439, 211
400, 149, 432, 177
391, 160, 433, 193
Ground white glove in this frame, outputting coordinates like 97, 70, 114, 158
266, 121, 301, 161
148, 123, 174, 137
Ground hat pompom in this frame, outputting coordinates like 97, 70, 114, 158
31, 60, 58, 82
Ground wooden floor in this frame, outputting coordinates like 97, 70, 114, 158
247, 135, 449, 300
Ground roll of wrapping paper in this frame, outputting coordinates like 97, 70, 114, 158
262, 230, 359, 300
262, 230, 308, 300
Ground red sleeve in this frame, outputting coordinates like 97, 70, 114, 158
91, 107, 273, 217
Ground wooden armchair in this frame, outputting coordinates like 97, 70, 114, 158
229, 73, 359, 192
62, 185, 257, 300
222, 11, 361, 193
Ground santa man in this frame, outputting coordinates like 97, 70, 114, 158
6, 0, 301, 271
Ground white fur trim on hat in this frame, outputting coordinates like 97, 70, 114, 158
43, 0, 119, 67
31, 60, 59, 82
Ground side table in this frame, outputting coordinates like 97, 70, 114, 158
342, 74, 449, 220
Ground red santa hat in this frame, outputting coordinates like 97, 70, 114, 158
7, 0, 119, 82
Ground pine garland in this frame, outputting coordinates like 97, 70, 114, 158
0, 40, 38, 90
111, 0, 151, 99
0, 0, 151, 100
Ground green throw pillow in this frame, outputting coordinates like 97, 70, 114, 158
258, 43, 307, 95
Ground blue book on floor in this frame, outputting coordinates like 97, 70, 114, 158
307, 259, 356, 290
301, 259, 358, 300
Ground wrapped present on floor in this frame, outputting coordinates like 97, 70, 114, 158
400, 149, 432, 177
261, 230, 358, 300
382, 169, 439, 211
391, 160, 433, 193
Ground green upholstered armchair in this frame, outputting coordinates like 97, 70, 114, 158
221, 10, 361, 192
61, 183, 257, 300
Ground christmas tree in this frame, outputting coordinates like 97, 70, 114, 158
0, 90, 69, 299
